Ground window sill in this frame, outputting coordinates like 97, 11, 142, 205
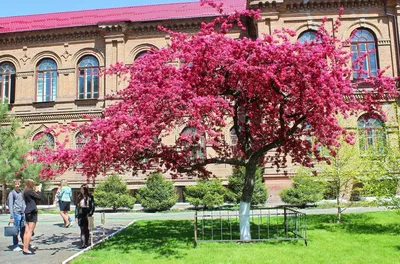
75, 98, 99, 106
32, 101, 56, 108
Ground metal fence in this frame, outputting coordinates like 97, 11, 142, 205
194, 206, 307, 246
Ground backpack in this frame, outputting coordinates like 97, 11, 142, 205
6, 190, 17, 208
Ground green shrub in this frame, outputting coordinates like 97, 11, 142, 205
184, 179, 226, 209
94, 175, 135, 211
280, 175, 325, 207
226, 167, 268, 206
137, 172, 178, 211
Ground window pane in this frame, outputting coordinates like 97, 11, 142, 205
93, 75, 99, 98
45, 72, 51, 101
78, 75, 84, 99
78, 56, 99, 67
370, 52, 377, 76
38, 59, 57, 71
4, 75, 9, 98
37, 78, 43, 102
86, 69, 92, 99
52, 72, 57, 101
0, 76, 3, 100
298, 30, 317, 44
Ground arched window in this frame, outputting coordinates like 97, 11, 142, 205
75, 132, 88, 149
181, 127, 206, 160
351, 29, 378, 79
358, 114, 385, 152
37, 59, 57, 102
298, 30, 317, 44
0, 62, 16, 104
78, 56, 99, 99
33, 132, 55, 150
229, 127, 240, 155
230, 128, 238, 146
134, 51, 149, 61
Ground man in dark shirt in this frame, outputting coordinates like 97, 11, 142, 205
8, 179, 26, 252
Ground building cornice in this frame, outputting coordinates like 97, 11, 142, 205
0, 27, 101, 47
0, 18, 215, 46
250, 0, 386, 12
9, 110, 103, 123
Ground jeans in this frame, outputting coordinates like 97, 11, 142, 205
12, 213, 25, 247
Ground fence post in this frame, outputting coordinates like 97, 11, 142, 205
283, 207, 288, 237
194, 210, 198, 247
88, 216, 95, 246
101, 212, 105, 238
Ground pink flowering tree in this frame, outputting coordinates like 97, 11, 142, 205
31, 4, 397, 240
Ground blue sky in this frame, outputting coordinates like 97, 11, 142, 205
0, 0, 196, 17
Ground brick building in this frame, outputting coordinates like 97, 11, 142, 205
0, 0, 398, 204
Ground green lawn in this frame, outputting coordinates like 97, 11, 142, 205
72, 211, 400, 264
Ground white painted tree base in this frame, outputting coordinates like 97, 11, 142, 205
239, 201, 251, 240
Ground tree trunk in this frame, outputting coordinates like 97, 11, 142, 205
334, 177, 341, 223
239, 163, 257, 241
2, 181, 6, 211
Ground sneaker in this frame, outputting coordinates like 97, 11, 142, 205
13, 246, 22, 252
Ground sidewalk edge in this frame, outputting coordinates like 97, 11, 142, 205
62, 219, 136, 264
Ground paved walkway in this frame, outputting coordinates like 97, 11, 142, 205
0, 212, 136, 264
0, 206, 389, 264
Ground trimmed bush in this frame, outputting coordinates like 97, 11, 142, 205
227, 167, 268, 206
137, 172, 178, 212
280, 175, 325, 207
184, 179, 226, 209
94, 175, 135, 211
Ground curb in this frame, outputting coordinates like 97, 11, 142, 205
62, 219, 137, 264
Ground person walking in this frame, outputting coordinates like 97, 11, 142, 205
22, 179, 41, 255
8, 179, 26, 252
55, 182, 72, 225
75, 184, 95, 248
59, 180, 73, 227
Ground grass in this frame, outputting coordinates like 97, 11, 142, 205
38, 209, 75, 214
72, 211, 400, 264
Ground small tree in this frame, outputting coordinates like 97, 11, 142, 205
313, 141, 365, 223
227, 167, 268, 206
280, 169, 325, 207
0, 103, 42, 208
185, 179, 226, 209
361, 138, 400, 208
94, 175, 135, 211
137, 172, 178, 212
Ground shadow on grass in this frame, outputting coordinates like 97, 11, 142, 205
93, 220, 194, 259
88, 212, 399, 259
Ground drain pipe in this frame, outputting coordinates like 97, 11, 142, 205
384, 0, 400, 79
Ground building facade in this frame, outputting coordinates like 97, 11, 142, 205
0, 0, 399, 204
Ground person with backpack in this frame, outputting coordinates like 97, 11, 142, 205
75, 184, 95, 248
8, 179, 26, 252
